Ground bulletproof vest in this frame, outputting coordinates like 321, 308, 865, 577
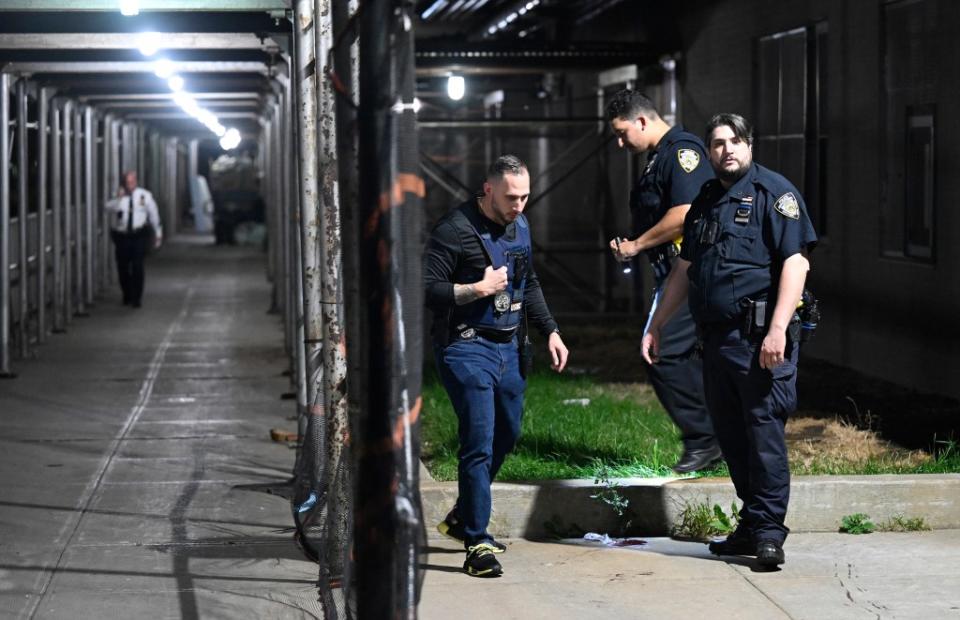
451, 209, 531, 331
685, 180, 774, 323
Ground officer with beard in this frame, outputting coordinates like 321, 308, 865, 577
642, 114, 817, 568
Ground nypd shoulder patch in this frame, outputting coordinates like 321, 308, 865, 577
773, 192, 800, 220
677, 148, 700, 173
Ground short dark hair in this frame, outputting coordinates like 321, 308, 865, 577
705, 113, 754, 146
487, 154, 527, 180
605, 89, 660, 122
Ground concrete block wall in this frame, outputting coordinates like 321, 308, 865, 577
675, 0, 960, 400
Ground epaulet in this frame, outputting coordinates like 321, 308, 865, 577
752, 164, 797, 197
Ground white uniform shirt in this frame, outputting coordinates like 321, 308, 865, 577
106, 187, 163, 238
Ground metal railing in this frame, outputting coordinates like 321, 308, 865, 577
0, 73, 183, 377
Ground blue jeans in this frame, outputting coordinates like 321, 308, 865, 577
701, 324, 799, 544
434, 336, 525, 546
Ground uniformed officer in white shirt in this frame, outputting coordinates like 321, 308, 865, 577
105, 170, 163, 307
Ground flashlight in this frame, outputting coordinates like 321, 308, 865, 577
614, 237, 632, 274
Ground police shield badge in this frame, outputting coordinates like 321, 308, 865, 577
677, 149, 700, 173
774, 192, 800, 220
494, 290, 511, 313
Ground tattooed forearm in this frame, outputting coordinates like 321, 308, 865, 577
453, 283, 480, 305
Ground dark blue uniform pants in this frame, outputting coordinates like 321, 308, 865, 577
435, 336, 525, 547
645, 283, 715, 451
112, 230, 149, 305
701, 325, 798, 544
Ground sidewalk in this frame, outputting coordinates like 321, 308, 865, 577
420, 531, 960, 619
0, 240, 320, 619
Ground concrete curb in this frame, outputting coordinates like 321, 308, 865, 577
421, 473, 960, 539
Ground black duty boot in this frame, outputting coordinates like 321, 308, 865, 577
708, 526, 755, 556
756, 539, 786, 567
672, 444, 723, 474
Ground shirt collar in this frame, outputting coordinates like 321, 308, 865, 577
653, 124, 686, 153
722, 163, 758, 201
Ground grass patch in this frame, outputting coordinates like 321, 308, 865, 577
879, 515, 931, 532
421, 364, 710, 481
839, 513, 876, 534
421, 358, 960, 482
671, 502, 739, 541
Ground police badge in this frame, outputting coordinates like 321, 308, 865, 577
494, 290, 511, 313
677, 148, 700, 173
773, 192, 800, 220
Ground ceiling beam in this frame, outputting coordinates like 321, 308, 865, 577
2, 60, 271, 75
124, 111, 261, 119
97, 100, 261, 109
0, 1, 289, 10
0, 33, 280, 51
78, 91, 263, 101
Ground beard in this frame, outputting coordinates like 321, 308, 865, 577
715, 160, 750, 184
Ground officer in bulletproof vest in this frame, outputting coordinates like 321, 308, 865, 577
424, 154, 569, 578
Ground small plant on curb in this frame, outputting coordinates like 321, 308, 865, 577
589, 461, 633, 535
671, 501, 739, 541
879, 514, 931, 532
839, 513, 876, 534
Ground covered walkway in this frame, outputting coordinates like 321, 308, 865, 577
0, 239, 320, 618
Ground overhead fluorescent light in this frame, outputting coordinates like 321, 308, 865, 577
137, 32, 161, 57
447, 75, 465, 101
120, 0, 140, 16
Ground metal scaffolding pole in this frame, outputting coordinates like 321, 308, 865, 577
16, 78, 29, 357
291, 0, 324, 550
137, 123, 145, 183
286, 58, 308, 428
100, 114, 111, 290
281, 82, 295, 367
355, 0, 425, 616
108, 117, 120, 286
72, 106, 85, 315
62, 101, 73, 323
315, 0, 350, 597
37, 87, 50, 343
169, 138, 178, 236
0, 74, 12, 376
263, 102, 277, 312
83, 106, 94, 306
51, 102, 64, 333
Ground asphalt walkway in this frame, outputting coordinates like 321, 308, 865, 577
0, 239, 320, 619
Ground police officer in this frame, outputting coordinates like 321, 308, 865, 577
642, 113, 817, 568
106, 170, 163, 307
605, 90, 720, 473
424, 155, 568, 577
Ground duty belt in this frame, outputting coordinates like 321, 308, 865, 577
454, 324, 518, 344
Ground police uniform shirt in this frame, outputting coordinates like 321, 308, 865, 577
107, 187, 163, 237
424, 200, 559, 339
630, 125, 713, 256
680, 163, 818, 324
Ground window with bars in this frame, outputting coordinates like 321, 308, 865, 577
881, 0, 937, 262
754, 23, 828, 236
